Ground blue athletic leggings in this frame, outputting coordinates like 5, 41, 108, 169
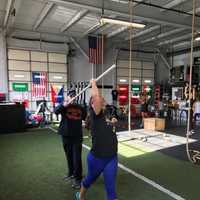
82, 152, 118, 200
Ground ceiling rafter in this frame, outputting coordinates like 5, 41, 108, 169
3, 0, 14, 28
48, 0, 197, 29
141, 28, 186, 44
158, 33, 191, 46
60, 9, 89, 32
107, 26, 128, 38
161, 0, 188, 11
33, 2, 54, 30
125, 25, 160, 40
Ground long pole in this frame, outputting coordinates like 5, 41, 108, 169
101, 34, 104, 96
68, 64, 116, 104
186, 0, 196, 163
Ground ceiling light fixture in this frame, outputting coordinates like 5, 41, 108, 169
14, 74, 25, 78
110, 0, 129, 4
195, 37, 200, 41
132, 79, 140, 83
144, 80, 152, 83
195, 32, 200, 41
53, 76, 63, 80
100, 17, 146, 29
119, 79, 127, 83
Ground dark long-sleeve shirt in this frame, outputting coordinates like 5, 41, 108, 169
55, 104, 87, 141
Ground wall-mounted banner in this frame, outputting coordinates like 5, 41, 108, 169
12, 83, 28, 92
10, 91, 29, 101
51, 85, 64, 105
32, 72, 47, 98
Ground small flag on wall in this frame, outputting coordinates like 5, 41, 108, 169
51, 85, 64, 105
32, 72, 47, 98
51, 85, 56, 105
88, 36, 104, 64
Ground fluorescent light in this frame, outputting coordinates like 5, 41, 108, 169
35, 75, 45, 79
132, 79, 140, 83
144, 88, 151, 92
100, 17, 145, 29
119, 79, 127, 83
110, 0, 129, 4
14, 74, 25, 78
53, 76, 63, 80
144, 80, 152, 83
195, 36, 200, 41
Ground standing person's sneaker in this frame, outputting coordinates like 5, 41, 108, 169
72, 179, 81, 189
63, 175, 74, 181
75, 192, 80, 200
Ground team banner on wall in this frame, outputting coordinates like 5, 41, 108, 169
51, 85, 64, 105
10, 91, 29, 101
32, 72, 47, 98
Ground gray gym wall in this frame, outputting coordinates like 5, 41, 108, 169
0, 30, 8, 95
172, 51, 200, 67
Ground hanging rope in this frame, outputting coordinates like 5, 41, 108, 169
128, 0, 134, 131
186, 0, 200, 163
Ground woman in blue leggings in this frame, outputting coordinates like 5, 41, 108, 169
75, 80, 118, 200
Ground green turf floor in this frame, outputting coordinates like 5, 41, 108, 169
0, 128, 199, 200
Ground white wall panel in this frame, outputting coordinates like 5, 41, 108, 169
142, 70, 154, 77
117, 60, 142, 69
132, 69, 141, 77
8, 49, 30, 60
143, 62, 154, 69
49, 73, 67, 83
8, 60, 30, 70
117, 68, 128, 77
48, 53, 66, 63
31, 51, 47, 62
9, 71, 30, 81
31, 62, 48, 71
49, 63, 67, 72
117, 59, 154, 85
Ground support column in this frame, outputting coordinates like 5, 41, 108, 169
0, 29, 8, 97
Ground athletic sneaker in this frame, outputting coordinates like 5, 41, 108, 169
72, 179, 81, 189
63, 175, 74, 182
75, 192, 80, 200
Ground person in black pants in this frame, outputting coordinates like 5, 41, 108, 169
54, 96, 87, 189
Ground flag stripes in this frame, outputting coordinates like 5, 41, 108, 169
89, 36, 103, 64
32, 72, 47, 98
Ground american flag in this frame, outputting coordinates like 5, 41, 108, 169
32, 72, 47, 98
88, 36, 103, 64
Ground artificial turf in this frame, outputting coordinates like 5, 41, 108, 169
0, 128, 199, 200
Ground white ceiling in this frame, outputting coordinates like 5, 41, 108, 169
0, 0, 200, 50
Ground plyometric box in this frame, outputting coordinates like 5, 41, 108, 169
144, 118, 165, 131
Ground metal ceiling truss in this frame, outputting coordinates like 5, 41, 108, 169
60, 9, 89, 32
140, 28, 186, 44
47, 0, 198, 29
33, 2, 54, 30
158, 33, 192, 46
3, 0, 14, 28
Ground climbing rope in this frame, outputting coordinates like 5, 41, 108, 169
186, 0, 200, 164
